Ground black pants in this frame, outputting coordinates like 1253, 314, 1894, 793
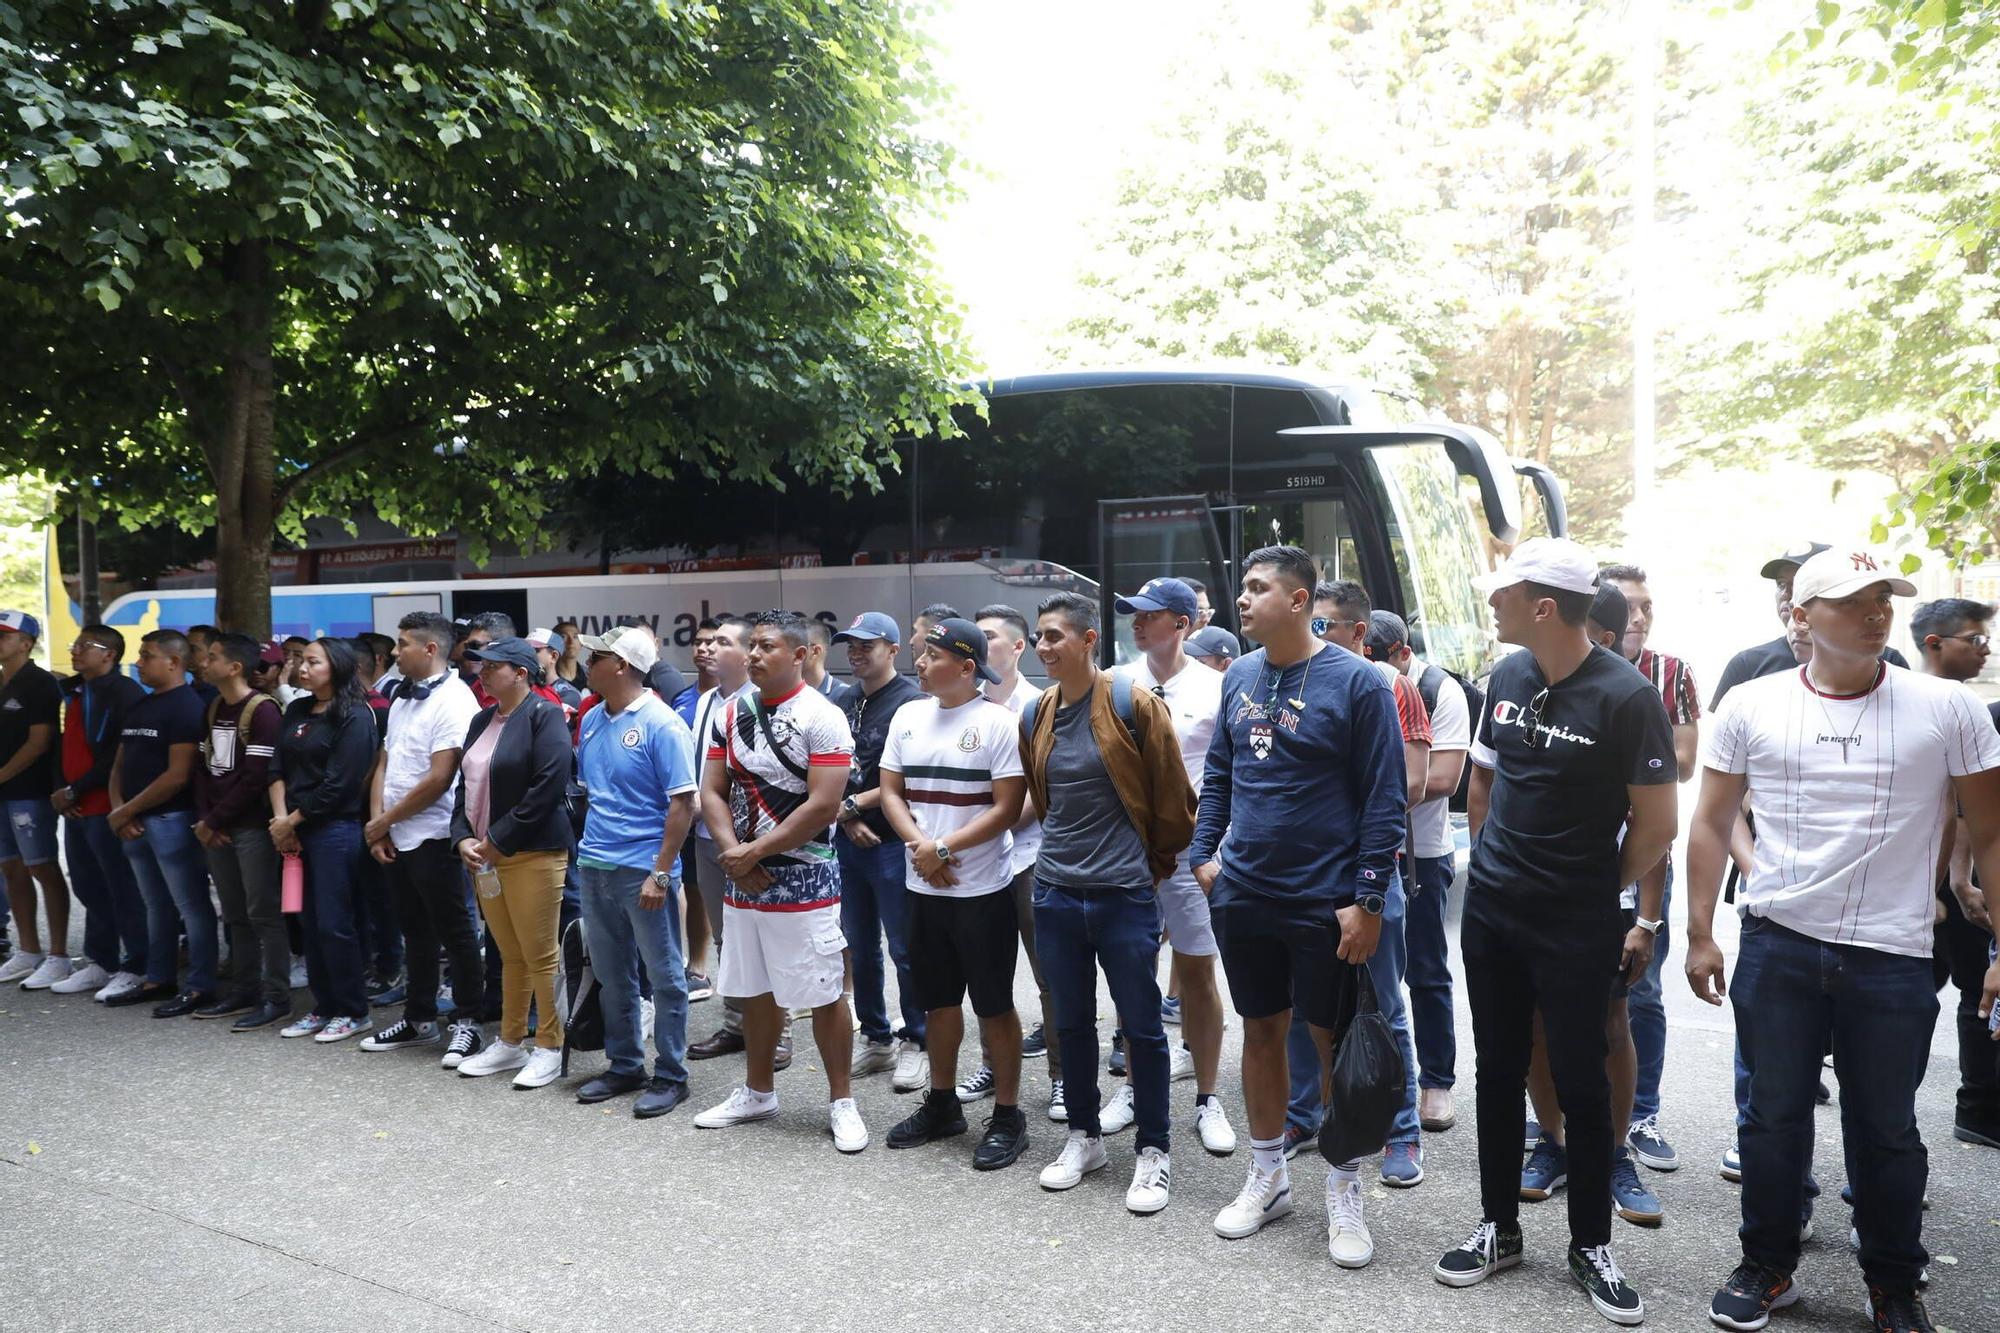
386, 837, 486, 1025
1932, 889, 2000, 1126
1462, 896, 1625, 1249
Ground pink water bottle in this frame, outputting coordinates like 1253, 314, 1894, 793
281, 852, 305, 913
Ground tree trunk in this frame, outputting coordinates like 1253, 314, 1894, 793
212, 241, 277, 639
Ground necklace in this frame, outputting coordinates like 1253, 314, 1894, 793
1259, 645, 1316, 712
1800, 664, 1882, 763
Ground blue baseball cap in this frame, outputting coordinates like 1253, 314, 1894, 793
832, 611, 902, 645
0, 610, 42, 641
1185, 626, 1241, 660
1114, 577, 1199, 621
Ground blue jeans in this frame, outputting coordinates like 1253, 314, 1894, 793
66, 812, 146, 974
356, 855, 403, 980
1033, 879, 1169, 1153
1404, 853, 1457, 1090
1285, 871, 1419, 1146
837, 831, 924, 1046
1734, 916, 1934, 1290
1626, 861, 1672, 1121
120, 809, 216, 992
300, 819, 369, 1019
579, 863, 689, 1085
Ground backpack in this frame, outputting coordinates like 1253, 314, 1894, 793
1020, 672, 1141, 749
1417, 663, 1484, 814
555, 917, 603, 1075
201, 691, 281, 778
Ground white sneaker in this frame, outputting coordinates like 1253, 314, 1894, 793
513, 1047, 562, 1089
852, 1039, 896, 1077
1327, 1176, 1374, 1268
892, 1038, 929, 1092
1038, 1129, 1108, 1190
1127, 1147, 1172, 1214
829, 1097, 868, 1153
1214, 1168, 1294, 1239
458, 1039, 527, 1077
51, 961, 108, 995
1099, 1082, 1137, 1134
281, 1012, 327, 1039
20, 955, 72, 990
95, 970, 142, 1003
0, 951, 44, 984
639, 998, 655, 1048
695, 1085, 780, 1129
288, 955, 308, 990
1196, 1099, 1238, 1156
1171, 1042, 1196, 1082
314, 1015, 372, 1044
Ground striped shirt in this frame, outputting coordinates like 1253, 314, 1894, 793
707, 682, 853, 875
1635, 648, 1700, 726
880, 695, 1023, 898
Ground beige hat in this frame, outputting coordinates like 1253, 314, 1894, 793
574, 624, 659, 674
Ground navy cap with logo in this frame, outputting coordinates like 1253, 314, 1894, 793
924, 616, 1000, 684
1114, 577, 1199, 622
1759, 542, 1831, 581
832, 611, 902, 645
462, 636, 541, 674
1185, 625, 1241, 660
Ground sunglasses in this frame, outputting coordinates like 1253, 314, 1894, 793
1522, 687, 1551, 750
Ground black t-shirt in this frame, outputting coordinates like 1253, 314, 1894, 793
0, 661, 63, 801
1469, 645, 1676, 918
843, 674, 923, 841
118, 684, 206, 814
1711, 635, 1909, 710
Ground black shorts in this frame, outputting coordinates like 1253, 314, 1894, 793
907, 886, 1020, 1018
1209, 880, 1352, 1030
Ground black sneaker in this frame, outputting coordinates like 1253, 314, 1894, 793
366, 971, 406, 1006
972, 1107, 1029, 1170
442, 1019, 484, 1069
192, 992, 257, 1020
887, 1091, 969, 1149
153, 990, 214, 1019
230, 1000, 291, 1032
359, 1018, 441, 1051
1710, 1261, 1798, 1330
1434, 1219, 1523, 1287
1569, 1243, 1643, 1325
1021, 1024, 1047, 1059
1108, 1028, 1127, 1077
1950, 1115, 2000, 1149
1868, 1286, 1935, 1332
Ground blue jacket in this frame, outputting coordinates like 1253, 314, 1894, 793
1190, 642, 1406, 908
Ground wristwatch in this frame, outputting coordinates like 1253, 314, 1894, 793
840, 796, 861, 821
1635, 916, 1664, 935
936, 840, 954, 864
650, 869, 675, 891
1356, 892, 1386, 916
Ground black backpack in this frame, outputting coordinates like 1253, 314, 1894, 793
1417, 663, 1484, 814
556, 917, 603, 1075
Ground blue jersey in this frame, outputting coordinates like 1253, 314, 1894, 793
577, 691, 698, 872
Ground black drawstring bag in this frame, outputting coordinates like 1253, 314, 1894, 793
1319, 964, 1406, 1166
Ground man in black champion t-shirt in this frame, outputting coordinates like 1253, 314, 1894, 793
1432, 539, 1677, 1328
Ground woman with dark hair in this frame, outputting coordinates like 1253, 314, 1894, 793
270, 637, 383, 1043
449, 638, 575, 1088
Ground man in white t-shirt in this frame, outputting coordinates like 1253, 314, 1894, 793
877, 618, 1029, 1168
1686, 547, 2000, 1333
1111, 577, 1235, 1156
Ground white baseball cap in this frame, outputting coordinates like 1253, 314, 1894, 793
574, 624, 659, 675
1472, 537, 1599, 597
1789, 547, 1916, 605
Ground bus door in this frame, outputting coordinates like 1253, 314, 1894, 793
1094, 495, 1235, 668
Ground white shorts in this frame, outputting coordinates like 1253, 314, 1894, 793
719, 904, 847, 1010
1158, 857, 1218, 957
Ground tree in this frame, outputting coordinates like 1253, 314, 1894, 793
1, 0, 971, 635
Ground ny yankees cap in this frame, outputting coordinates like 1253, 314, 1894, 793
1789, 548, 1916, 605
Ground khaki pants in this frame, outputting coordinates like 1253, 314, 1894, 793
478, 848, 568, 1049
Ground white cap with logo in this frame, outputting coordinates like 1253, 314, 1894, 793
1789, 548, 1917, 605
1472, 537, 1599, 597
574, 624, 659, 675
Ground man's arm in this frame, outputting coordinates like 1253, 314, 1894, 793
1189, 685, 1234, 886
640, 792, 698, 911
1947, 814, 1985, 931
1947, 766, 2000, 1029
737, 763, 847, 861
1622, 854, 1669, 984
1684, 765, 1750, 1005
111, 742, 199, 823
1616, 781, 1676, 893
698, 754, 735, 845
1466, 762, 1493, 841
1423, 747, 1467, 803
1672, 721, 1699, 783
0, 722, 53, 788
1401, 738, 1430, 810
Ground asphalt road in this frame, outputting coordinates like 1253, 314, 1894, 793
2, 893, 1996, 1333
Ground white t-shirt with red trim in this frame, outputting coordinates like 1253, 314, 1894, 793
706, 682, 853, 869
1704, 663, 2000, 958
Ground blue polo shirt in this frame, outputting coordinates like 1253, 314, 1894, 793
577, 691, 698, 873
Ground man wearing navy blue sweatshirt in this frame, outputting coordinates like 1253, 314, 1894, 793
1191, 545, 1406, 1270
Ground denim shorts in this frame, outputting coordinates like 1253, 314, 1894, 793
0, 799, 58, 867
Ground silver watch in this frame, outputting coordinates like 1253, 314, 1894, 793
651, 869, 675, 891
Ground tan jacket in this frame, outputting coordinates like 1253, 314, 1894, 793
1020, 673, 1197, 884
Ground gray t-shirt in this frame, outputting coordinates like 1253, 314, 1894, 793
1036, 694, 1152, 891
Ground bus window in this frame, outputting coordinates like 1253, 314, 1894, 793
1365, 443, 1494, 680
1233, 495, 1362, 585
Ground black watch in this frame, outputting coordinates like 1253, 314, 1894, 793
1356, 892, 1386, 916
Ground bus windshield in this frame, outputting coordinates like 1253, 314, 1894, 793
1366, 442, 1494, 680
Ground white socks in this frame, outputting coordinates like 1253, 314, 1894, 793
1250, 1135, 1287, 1177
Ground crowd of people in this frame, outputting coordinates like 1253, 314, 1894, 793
0, 536, 1995, 1333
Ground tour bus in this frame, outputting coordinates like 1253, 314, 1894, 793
45, 368, 1563, 682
